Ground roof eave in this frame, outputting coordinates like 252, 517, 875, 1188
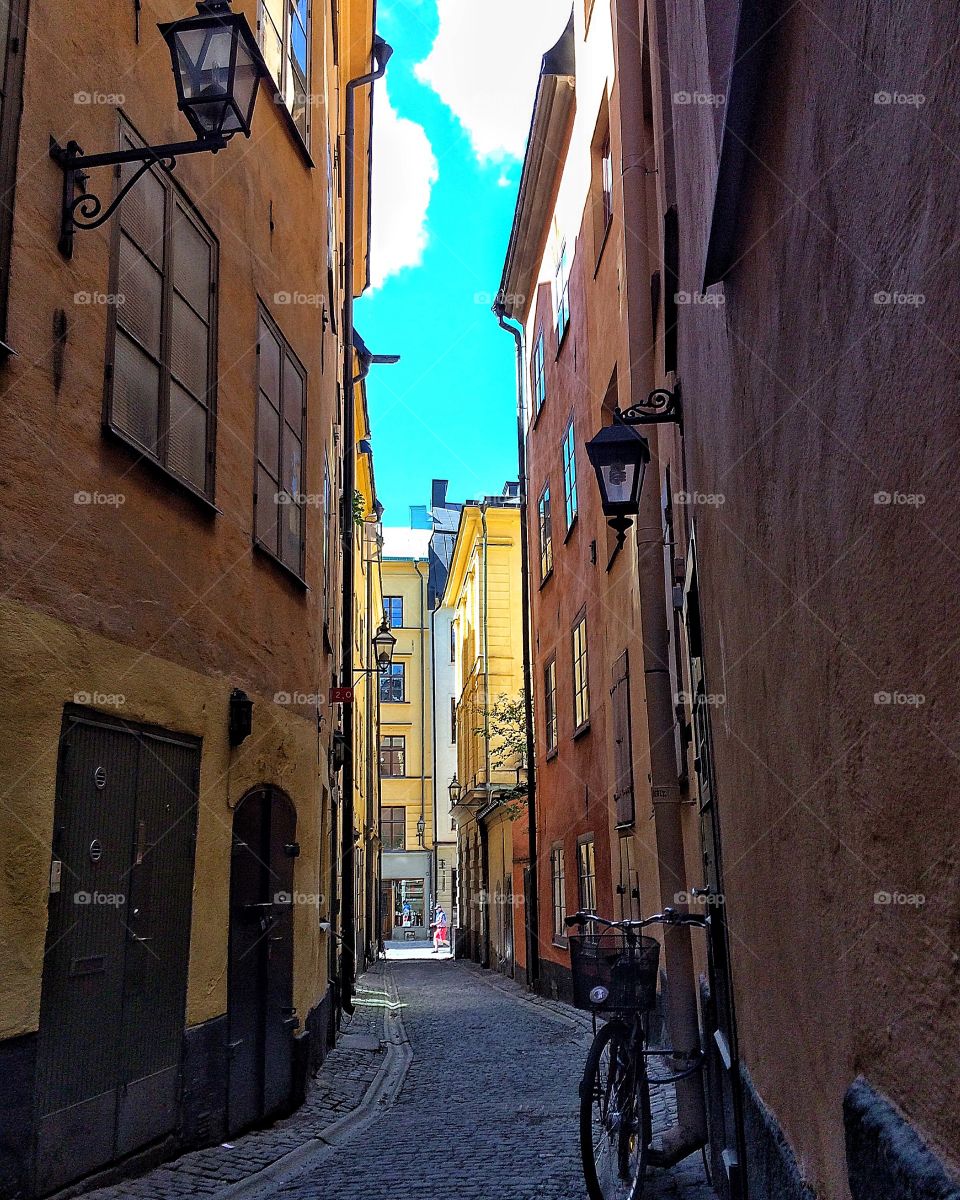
498, 14, 576, 323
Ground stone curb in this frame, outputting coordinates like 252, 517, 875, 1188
464, 962, 595, 1032
214, 963, 412, 1200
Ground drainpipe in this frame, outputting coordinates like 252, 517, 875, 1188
338, 31, 392, 1019
364, 529, 375, 967
429, 587, 440, 917
414, 559, 428, 845
480, 503, 492, 968
614, 0, 706, 1160
493, 301, 539, 992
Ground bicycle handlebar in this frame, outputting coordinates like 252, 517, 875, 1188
564, 907, 709, 930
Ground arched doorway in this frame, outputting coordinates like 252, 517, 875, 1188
227, 786, 298, 1134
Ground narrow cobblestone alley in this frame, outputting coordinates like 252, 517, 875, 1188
78, 959, 715, 1200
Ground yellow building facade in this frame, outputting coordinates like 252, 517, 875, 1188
353, 380, 384, 967
442, 495, 527, 973
0, 0, 384, 1194
379, 527, 435, 940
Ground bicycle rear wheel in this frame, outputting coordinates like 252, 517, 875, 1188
579, 1020, 651, 1200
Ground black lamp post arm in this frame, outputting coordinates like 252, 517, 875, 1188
50, 134, 227, 258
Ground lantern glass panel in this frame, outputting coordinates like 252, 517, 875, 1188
599, 457, 641, 510
232, 37, 261, 130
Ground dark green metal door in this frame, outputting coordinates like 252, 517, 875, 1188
34, 708, 200, 1194
227, 786, 296, 1134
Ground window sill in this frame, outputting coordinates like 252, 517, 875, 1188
555, 322, 571, 361
572, 720, 591, 741
103, 423, 219, 516
261, 75, 316, 169
532, 401, 546, 430
539, 566, 554, 590
552, 936, 568, 949
564, 513, 579, 543
545, 746, 558, 762
253, 540, 308, 590
594, 219, 613, 277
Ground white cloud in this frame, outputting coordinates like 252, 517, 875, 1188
415, 0, 572, 162
370, 85, 439, 289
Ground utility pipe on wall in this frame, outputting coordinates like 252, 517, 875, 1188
339, 34, 393, 1016
493, 301, 539, 991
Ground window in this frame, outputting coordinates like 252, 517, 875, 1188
554, 239, 571, 344
538, 486, 554, 580
578, 838, 597, 913
254, 309, 307, 577
381, 806, 405, 850
380, 662, 406, 703
451, 696, 457, 743
384, 596, 403, 628
450, 620, 456, 662
600, 133, 613, 234
106, 127, 218, 499
591, 101, 614, 265
572, 613, 590, 731
380, 737, 406, 778
562, 418, 578, 530
0, 0, 27, 346
611, 651, 635, 825
531, 329, 546, 416
258, 0, 310, 143
551, 846, 566, 942
544, 658, 558, 754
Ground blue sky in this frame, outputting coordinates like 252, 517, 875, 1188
355, 0, 570, 525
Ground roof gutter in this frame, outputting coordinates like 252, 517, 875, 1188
498, 13, 575, 322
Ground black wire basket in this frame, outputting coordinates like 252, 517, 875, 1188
569, 931, 661, 1013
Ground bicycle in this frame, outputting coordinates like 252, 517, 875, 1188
565, 908, 709, 1200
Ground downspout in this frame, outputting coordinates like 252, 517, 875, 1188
414, 559, 428, 844
339, 34, 393, 1017
614, 0, 706, 1159
429, 591, 440, 917
365, 529, 375, 966
494, 301, 540, 992
480, 504, 491, 969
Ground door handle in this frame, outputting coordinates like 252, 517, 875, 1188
129, 933, 153, 943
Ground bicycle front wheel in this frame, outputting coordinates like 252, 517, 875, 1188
579, 1020, 651, 1200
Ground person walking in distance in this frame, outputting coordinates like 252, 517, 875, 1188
431, 903, 448, 953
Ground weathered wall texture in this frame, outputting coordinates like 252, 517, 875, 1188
663, 0, 960, 1193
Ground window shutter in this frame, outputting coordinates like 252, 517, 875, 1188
108, 135, 217, 498
611, 651, 635, 826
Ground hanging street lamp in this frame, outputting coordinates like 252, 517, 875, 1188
585, 419, 651, 549
372, 620, 398, 674
50, 0, 269, 258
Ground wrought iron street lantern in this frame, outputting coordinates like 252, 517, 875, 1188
448, 775, 462, 805
159, 0, 265, 140
585, 421, 650, 527
50, 0, 269, 258
416, 815, 426, 845
372, 620, 397, 673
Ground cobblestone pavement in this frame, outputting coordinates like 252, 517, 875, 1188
77, 968, 394, 1200
77, 959, 716, 1200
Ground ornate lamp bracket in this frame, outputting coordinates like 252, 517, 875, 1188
49, 134, 226, 259
617, 381, 683, 431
